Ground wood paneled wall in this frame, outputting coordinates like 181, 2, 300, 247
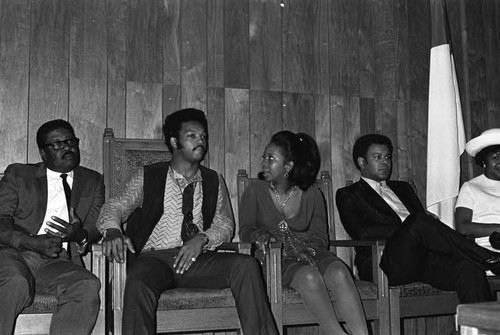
1, 0, 500, 240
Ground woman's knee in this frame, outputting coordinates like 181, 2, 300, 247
291, 266, 324, 292
323, 261, 352, 284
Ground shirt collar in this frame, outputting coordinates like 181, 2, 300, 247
46, 167, 74, 181
170, 167, 203, 184
362, 177, 387, 190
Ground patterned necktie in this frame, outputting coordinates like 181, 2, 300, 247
180, 183, 199, 242
60, 173, 72, 212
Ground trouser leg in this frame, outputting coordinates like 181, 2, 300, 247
122, 251, 175, 335
381, 213, 496, 285
29, 251, 100, 335
420, 253, 493, 303
0, 249, 34, 335
179, 251, 279, 335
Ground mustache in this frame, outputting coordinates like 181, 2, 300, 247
62, 151, 75, 159
193, 145, 206, 151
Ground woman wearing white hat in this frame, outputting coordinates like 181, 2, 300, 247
455, 128, 500, 251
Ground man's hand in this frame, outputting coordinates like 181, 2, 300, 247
173, 234, 207, 274
102, 228, 136, 263
45, 208, 85, 242
21, 235, 63, 258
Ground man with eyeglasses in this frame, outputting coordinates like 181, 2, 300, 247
97, 108, 278, 335
0, 119, 104, 334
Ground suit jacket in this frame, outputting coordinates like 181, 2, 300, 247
0, 162, 105, 264
335, 178, 425, 279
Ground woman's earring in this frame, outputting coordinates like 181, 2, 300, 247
284, 171, 289, 178
483, 163, 487, 168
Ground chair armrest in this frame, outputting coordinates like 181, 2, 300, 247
217, 242, 252, 255
89, 244, 106, 316
265, 242, 282, 304
329, 239, 386, 247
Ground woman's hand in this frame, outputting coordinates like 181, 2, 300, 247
297, 247, 318, 269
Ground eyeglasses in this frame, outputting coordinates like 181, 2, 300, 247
44, 138, 80, 150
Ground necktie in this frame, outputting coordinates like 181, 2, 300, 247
378, 182, 410, 221
180, 183, 199, 242
60, 173, 72, 211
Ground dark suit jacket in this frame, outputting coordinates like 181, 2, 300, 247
335, 178, 425, 280
0, 162, 105, 264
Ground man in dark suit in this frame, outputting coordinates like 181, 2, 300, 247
336, 133, 500, 303
0, 119, 104, 334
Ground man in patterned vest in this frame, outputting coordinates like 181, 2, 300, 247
97, 108, 278, 335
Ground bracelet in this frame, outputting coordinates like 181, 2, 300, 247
198, 233, 209, 245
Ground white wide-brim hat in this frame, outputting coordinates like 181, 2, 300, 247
465, 128, 500, 157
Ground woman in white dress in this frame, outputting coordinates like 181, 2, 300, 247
455, 128, 500, 251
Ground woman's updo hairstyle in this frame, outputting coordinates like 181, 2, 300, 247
270, 130, 321, 191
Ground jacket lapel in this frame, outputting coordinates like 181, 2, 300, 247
34, 164, 48, 229
356, 179, 402, 223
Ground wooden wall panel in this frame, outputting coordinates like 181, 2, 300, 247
408, 0, 429, 102
359, 0, 375, 98
282, 93, 316, 136
394, 0, 409, 101
69, 0, 107, 172
125, 82, 163, 139
409, 101, 428, 204
126, 0, 163, 84
207, 87, 225, 173
106, 0, 127, 138
163, 0, 180, 86
28, 0, 71, 163
249, 90, 283, 177
181, 0, 206, 88
225, 88, 250, 239
207, 0, 224, 88
359, 97, 376, 135
373, 0, 396, 99
249, 0, 282, 91
314, 95, 331, 174
282, 0, 328, 94
0, 0, 30, 169
329, 0, 359, 97
224, 0, 249, 89
483, 0, 500, 102
396, 101, 411, 182
465, 0, 486, 102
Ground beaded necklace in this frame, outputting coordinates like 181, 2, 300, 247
270, 182, 297, 215
269, 182, 304, 258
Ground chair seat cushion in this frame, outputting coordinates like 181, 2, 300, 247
158, 288, 235, 310
21, 294, 57, 314
394, 282, 455, 297
282, 280, 378, 304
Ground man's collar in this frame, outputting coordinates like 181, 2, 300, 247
46, 167, 74, 180
361, 177, 387, 188
170, 166, 202, 183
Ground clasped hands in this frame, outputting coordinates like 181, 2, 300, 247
23, 208, 85, 258
102, 229, 207, 274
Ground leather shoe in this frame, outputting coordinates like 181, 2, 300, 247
490, 231, 500, 250
486, 256, 500, 276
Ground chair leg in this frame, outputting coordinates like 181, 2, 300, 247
389, 288, 401, 335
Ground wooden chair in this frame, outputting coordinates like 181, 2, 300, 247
339, 180, 500, 335
14, 245, 106, 335
0, 168, 107, 335
236, 169, 392, 335
103, 128, 249, 334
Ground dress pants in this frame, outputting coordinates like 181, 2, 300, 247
380, 213, 494, 303
0, 248, 100, 335
123, 248, 278, 335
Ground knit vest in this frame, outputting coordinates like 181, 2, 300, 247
125, 161, 219, 253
